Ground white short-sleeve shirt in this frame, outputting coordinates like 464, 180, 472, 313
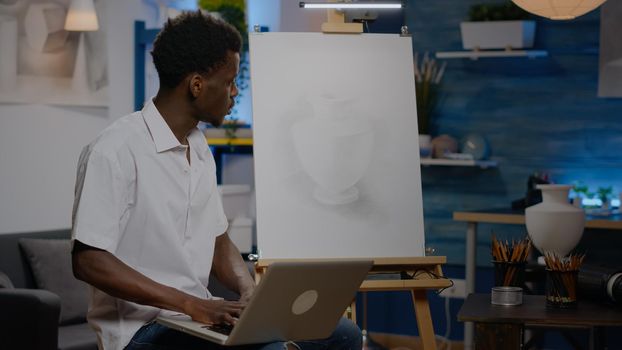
71, 99, 228, 350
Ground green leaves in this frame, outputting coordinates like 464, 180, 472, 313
469, 2, 531, 22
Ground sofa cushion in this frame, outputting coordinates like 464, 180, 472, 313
0, 271, 14, 289
19, 239, 89, 326
58, 323, 98, 350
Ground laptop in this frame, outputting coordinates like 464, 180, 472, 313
156, 259, 373, 346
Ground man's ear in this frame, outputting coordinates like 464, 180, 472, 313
188, 74, 203, 99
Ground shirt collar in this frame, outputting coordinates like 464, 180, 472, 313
141, 99, 207, 160
187, 127, 208, 161
142, 99, 180, 153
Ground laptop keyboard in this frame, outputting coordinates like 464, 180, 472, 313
201, 323, 234, 335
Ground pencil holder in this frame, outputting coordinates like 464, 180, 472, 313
493, 261, 526, 287
546, 269, 578, 309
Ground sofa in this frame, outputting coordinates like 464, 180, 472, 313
0, 229, 94, 350
0, 229, 251, 350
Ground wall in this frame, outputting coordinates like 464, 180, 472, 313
405, 0, 622, 266
0, 0, 159, 234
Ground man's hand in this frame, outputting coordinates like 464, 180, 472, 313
185, 298, 245, 325
211, 233, 256, 302
239, 291, 253, 304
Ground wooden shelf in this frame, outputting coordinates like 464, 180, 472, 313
361, 278, 452, 291
420, 158, 497, 168
204, 139, 497, 169
436, 49, 548, 60
206, 137, 253, 146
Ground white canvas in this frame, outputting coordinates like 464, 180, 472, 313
250, 32, 425, 259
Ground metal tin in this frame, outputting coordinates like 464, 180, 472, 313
491, 286, 523, 306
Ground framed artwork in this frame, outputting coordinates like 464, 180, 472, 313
0, 0, 107, 107
599, 0, 622, 98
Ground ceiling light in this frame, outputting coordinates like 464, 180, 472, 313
511, 0, 607, 20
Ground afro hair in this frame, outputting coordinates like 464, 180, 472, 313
151, 11, 242, 88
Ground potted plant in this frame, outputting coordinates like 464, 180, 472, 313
460, 2, 535, 50
414, 53, 446, 157
597, 186, 613, 209
571, 181, 590, 207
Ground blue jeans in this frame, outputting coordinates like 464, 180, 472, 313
124, 318, 362, 350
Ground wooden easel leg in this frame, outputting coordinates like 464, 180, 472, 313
411, 290, 437, 350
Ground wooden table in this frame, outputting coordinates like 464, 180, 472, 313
458, 294, 622, 349
453, 208, 622, 296
452, 208, 622, 349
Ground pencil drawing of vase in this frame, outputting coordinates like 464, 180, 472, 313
291, 95, 374, 205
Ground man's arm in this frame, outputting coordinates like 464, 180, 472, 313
72, 240, 243, 325
211, 233, 255, 303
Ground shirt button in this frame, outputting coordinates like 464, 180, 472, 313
184, 168, 189, 173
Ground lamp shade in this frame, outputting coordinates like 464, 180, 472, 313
64, 0, 99, 31
512, 0, 607, 20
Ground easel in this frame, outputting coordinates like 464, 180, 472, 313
253, 4, 443, 348
255, 257, 452, 350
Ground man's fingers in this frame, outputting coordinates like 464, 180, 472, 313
222, 313, 238, 325
223, 301, 244, 312
189, 299, 245, 324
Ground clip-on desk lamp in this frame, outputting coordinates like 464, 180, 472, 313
299, 1, 403, 33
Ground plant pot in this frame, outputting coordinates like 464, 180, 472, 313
460, 20, 536, 50
525, 185, 585, 256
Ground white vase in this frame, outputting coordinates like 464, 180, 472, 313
418, 134, 432, 158
525, 184, 585, 257
291, 95, 374, 205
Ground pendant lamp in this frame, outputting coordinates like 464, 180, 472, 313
512, 0, 607, 20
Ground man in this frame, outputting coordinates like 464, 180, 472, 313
71, 11, 362, 350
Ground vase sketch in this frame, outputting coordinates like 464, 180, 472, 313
0, 15, 17, 92
525, 184, 585, 257
291, 95, 374, 205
